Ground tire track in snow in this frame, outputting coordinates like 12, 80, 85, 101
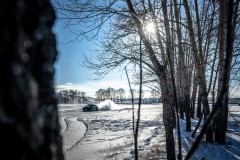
60, 117, 67, 134
62, 117, 87, 153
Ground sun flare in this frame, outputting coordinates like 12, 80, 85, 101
145, 21, 155, 34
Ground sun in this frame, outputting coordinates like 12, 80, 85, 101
145, 21, 155, 34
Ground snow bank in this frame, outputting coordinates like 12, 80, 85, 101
97, 99, 120, 111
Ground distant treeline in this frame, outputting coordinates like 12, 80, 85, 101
56, 87, 162, 104
56, 89, 87, 104
95, 87, 161, 103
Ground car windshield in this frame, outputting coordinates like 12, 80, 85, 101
86, 104, 94, 107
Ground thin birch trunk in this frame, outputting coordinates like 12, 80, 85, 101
183, 0, 213, 142
197, 87, 202, 118
173, 0, 191, 131
191, 70, 198, 118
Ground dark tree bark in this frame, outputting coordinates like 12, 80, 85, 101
159, 72, 176, 160
190, 71, 197, 118
197, 88, 202, 118
214, 0, 238, 145
0, 1, 64, 160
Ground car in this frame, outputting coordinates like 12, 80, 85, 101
83, 104, 98, 112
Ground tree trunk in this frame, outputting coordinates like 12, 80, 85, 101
214, 0, 227, 145
183, 0, 213, 142
173, 0, 191, 128
160, 0, 177, 129
191, 71, 198, 118
197, 88, 202, 118
0, 1, 64, 160
214, 0, 238, 145
160, 73, 176, 160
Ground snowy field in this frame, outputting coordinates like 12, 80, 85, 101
58, 100, 240, 160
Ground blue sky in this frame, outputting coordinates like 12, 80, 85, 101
52, 18, 134, 97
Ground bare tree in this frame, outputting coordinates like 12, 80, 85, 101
118, 88, 125, 103
96, 89, 106, 101
183, 0, 213, 142
214, 0, 239, 145
173, 0, 191, 132
185, 0, 240, 158
151, 89, 159, 103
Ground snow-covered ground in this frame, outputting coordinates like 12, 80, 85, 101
58, 100, 240, 160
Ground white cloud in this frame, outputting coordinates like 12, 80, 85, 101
65, 83, 73, 85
